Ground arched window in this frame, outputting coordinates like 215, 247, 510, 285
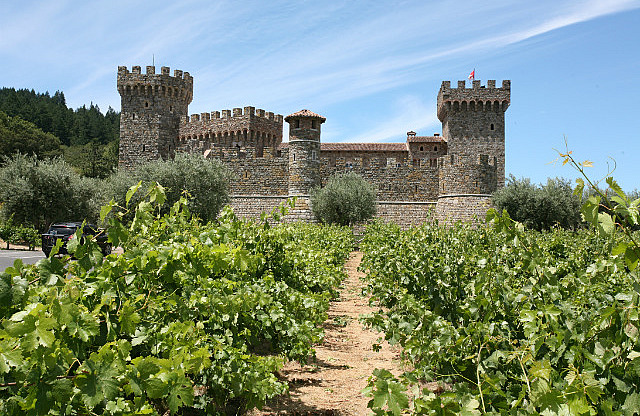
490, 124, 495, 131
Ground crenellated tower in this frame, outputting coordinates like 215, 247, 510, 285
437, 79, 510, 186
285, 109, 325, 197
117, 65, 193, 169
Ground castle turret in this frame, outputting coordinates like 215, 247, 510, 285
437, 79, 510, 186
117, 65, 193, 169
435, 154, 497, 225
285, 109, 325, 196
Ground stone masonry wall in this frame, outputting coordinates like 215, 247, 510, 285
435, 195, 493, 225
375, 201, 436, 227
319, 156, 440, 201
205, 147, 289, 196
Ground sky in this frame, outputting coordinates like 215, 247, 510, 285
1, 0, 639, 190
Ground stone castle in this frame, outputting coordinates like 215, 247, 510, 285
117, 65, 510, 226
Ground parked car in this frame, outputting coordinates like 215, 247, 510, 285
41, 222, 111, 257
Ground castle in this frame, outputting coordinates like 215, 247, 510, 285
117, 65, 510, 226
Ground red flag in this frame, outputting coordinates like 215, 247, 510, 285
468, 69, 475, 80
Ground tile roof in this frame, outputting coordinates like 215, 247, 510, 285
407, 136, 446, 143
284, 109, 326, 122
322, 143, 408, 152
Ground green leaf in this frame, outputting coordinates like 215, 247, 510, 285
100, 199, 116, 223
126, 181, 142, 207
606, 177, 626, 200
597, 212, 615, 236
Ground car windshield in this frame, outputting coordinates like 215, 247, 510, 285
48, 226, 75, 235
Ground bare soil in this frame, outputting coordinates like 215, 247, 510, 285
249, 251, 404, 416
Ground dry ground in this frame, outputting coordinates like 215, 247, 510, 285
249, 251, 404, 416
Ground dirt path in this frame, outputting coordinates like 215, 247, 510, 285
249, 251, 404, 415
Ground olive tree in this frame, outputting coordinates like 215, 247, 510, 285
310, 172, 377, 226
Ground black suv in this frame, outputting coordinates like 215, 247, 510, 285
41, 222, 112, 257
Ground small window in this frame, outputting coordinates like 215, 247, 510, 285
142, 144, 146, 152
490, 124, 494, 130
311, 120, 317, 129
434, 146, 437, 152
169, 105, 173, 112
295, 119, 300, 128
312, 150, 317, 160
293, 153, 296, 161
145, 101, 149, 108
420, 146, 424, 151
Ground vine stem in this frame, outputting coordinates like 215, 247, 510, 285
477, 344, 486, 413
517, 353, 532, 396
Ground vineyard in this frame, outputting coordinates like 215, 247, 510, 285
2, 163, 640, 414
0, 186, 353, 415
360, 214, 640, 414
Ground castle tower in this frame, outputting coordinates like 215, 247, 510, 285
435, 154, 498, 225
117, 65, 193, 169
285, 109, 325, 196
437, 79, 510, 186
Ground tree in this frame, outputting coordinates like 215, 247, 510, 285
310, 172, 377, 226
0, 111, 61, 159
492, 175, 582, 230
103, 153, 232, 223
0, 154, 100, 231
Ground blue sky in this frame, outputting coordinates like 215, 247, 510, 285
2, 0, 639, 190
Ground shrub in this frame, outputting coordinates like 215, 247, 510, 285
310, 172, 376, 226
104, 153, 232, 223
0, 154, 100, 231
492, 175, 582, 230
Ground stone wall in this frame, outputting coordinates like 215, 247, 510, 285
319, 157, 440, 202
435, 194, 493, 225
375, 201, 436, 227
228, 195, 289, 219
206, 147, 289, 196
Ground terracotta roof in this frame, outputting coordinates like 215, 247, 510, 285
284, 109, 326, 122
278, 142, 408, 152
407, 135, 445, 143
321, 143, 407, 152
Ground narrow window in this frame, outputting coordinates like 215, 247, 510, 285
311, 120, 317, 129
420, 146, 424, 151
490, 123, 495, 131
142, 144, 146, 152
295, 119, 300, 128
145, 101, 149, 108
312, 150, 317, 160
293, 153, 296, 161
434, 146, 437, 151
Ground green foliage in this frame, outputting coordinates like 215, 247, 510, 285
0, 88, 119, 147
360, 208, 640, 414
0, 111, 61, 160
0, 185, 353, 415
310, 172, 377, 226
104, 153, 232, 223
0, 154, 101, 231
0, 218, 38, 249
62, 140, 118, 178
492, 175, 582, 230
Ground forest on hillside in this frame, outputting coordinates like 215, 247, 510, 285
0, 87, 120, 177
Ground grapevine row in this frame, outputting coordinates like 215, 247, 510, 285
0, 187, 353, 415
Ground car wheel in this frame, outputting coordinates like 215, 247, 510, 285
102, 244, 112, 256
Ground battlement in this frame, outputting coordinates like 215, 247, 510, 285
117, 65, 193, 104
117, 65, 193, 80
437, 79, 510, 122
181, 107, 283, 124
